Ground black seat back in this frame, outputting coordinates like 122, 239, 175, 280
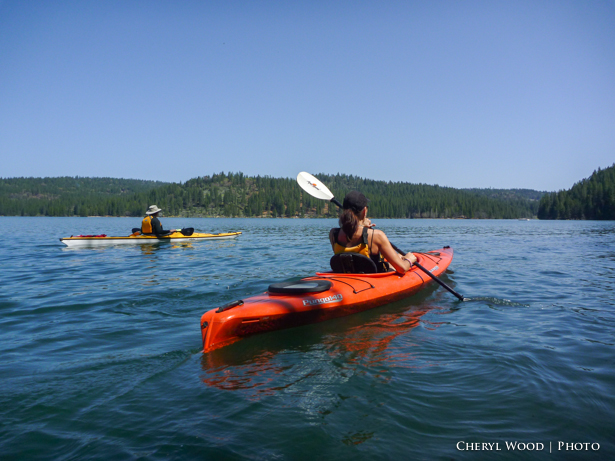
330, 253, 378, 274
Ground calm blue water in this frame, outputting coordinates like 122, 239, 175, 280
0, 217, 613, 460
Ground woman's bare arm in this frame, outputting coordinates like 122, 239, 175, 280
328, 228, 337, 251
373, 230, 416, 273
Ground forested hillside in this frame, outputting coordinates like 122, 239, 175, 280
0, 173, 541, 219
302, 174, 540, 219
537, 164, 615, 220
0, 177, 168, 216
463, 188, 545, 201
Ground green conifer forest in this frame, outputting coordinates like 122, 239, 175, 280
0, 177, 168, 217
0, 173, 545, 219
537, 164, 615, 220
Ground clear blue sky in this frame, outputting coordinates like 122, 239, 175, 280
1, 1, 614, 191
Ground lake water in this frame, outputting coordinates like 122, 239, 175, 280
0, 217, 613, 460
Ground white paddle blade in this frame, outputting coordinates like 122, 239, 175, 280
296, 172, 335, 201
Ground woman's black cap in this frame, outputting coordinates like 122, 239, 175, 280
342, 190, 369, 213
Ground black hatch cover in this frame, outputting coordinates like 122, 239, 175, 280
268, 280, 332, 294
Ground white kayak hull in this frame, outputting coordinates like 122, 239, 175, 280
60, 231, 241, 247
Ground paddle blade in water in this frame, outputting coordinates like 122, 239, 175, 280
297, 172, 335, 201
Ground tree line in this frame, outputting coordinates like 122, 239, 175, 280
1, 172, 543, 219
0, 177, 168, 217
537, 164, 615, 220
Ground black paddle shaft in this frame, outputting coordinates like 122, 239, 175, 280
331, 198, 343, 208
391, 243, 466, 301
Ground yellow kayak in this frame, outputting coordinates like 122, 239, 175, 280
60, 230, 242, 247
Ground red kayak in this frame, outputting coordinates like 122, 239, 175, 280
200, 247, 454, 352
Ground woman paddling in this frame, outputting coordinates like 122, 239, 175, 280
329, 191, 417, 273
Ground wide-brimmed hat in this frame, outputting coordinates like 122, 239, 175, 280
342, 191, 369, 213
146, 205, 162, 215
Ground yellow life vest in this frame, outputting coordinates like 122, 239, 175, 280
333, 229, 370, 257
333, 227, 389, 272
333, 227, 371, 257
141, 216, 153, 234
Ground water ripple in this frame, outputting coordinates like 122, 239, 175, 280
0, 217, 614, 459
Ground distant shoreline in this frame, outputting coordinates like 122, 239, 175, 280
1, 215, 536, 220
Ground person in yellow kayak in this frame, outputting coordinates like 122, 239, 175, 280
329, 191, 417, 273
141, 205, 175, 236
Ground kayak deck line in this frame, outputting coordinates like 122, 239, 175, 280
200, 247, 454, 352
307, 275, 377, 294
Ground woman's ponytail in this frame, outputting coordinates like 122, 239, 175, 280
339, 208, 359, 237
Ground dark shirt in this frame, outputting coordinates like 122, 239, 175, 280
150, 217, 170, 236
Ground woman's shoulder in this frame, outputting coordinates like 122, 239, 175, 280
329, 227, 340, 241
369, 227, 389, 241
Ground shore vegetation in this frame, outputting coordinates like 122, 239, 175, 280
1, 172, 548, 219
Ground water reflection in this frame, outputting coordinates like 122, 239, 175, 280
139, 243, 160, 255
199, 306, 441, 395
322, 308, 430, 367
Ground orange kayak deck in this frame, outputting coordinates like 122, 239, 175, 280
200, 247, 454, 352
